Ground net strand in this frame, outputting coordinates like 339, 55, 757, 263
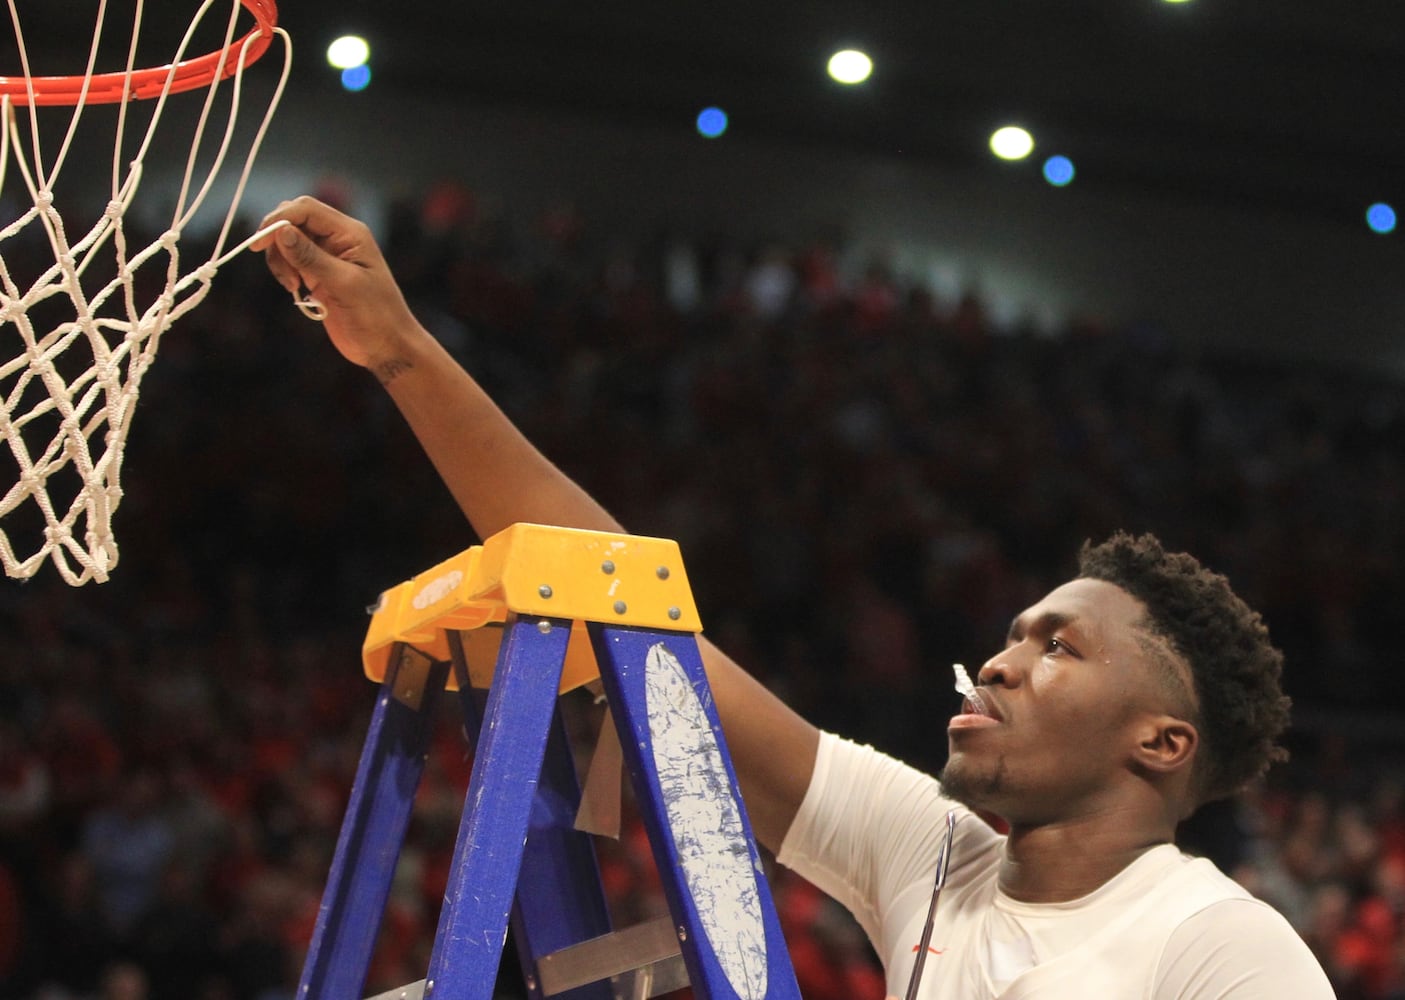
1, 2, 290, 585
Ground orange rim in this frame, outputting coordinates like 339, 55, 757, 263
0, 0, 278, 106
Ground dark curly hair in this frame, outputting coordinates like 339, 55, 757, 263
1077, 531, 1290, 805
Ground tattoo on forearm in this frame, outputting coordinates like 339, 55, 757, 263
374, 358, 414, 385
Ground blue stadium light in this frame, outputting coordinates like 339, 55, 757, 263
696, 106, 729, 139
1366, 202, 1397, 235
1043, 155, 1076, 187
340, 64, 372, 92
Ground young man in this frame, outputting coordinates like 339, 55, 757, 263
256, 197, 1336, 998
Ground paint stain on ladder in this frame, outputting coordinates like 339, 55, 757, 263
644, 642, 768, 999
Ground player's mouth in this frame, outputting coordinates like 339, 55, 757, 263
949, 688, 1002, 729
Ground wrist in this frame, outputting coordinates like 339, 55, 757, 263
362, 320, 432, 386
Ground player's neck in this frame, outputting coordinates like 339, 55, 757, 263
997, 812, 1173, 903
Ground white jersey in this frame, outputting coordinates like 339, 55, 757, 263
777, 732, 1336, 999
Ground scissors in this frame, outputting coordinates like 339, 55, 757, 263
904, 809, 958, 1000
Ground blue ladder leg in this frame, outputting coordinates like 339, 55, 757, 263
588, 623, 803, 1000
298, 646, 449, 1000
421, 614, 573, 1000
448, 631, 614, 1000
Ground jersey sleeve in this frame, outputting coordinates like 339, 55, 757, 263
776, 731, 1002, 947
1154, 897, 1337, 999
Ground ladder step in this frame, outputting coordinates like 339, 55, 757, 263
359, 956, 689, 1000
610, 955, 691, 1000
537, 916, 684, 996
361, 919, 689, 1000
363, 980, 425, 1000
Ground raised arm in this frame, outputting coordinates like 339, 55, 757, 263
255, 196, 819, 851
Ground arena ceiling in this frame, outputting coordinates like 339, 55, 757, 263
12, 1, 1405, 223
271, 0, 1405, 223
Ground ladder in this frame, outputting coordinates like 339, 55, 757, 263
296, 522, 804, 1000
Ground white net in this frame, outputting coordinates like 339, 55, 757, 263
1, 0, 292, 585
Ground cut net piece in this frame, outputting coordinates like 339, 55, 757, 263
1, 0, 291, 585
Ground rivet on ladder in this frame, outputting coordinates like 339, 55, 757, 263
601, 560, 615, 574
668, 607, 681, 620
538, 584, 553, 599
537, 620, 553, 634
613, 600, 627, 615
656, 565, 670, 580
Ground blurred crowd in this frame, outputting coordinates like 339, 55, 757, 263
2, 178, 1405, 998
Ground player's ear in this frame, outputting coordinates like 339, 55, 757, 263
1132, 716, 1198, 774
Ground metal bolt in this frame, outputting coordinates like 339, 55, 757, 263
537, 620, 553, 634
677, 926, 688, 942
525, 975, 536, 991
613, 600, 627, 615
656, 565, 670, 580
601, 560, 616, 574
426, 982, 434, 994
538, 584, 553, 599
668, 606, 682, 621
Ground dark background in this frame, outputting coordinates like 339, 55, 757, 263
4, 3, 1405, 998
15, 0, 1405, 219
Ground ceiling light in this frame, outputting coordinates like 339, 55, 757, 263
990, 126, 1035, 161
828, 49, 873, 85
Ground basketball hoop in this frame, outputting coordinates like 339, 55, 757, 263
1, 0, 280, 106
2, 0, 293, 585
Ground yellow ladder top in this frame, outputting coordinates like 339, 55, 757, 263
363, 523, 704, 692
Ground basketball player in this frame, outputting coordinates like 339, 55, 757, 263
256, 197, 1336, 998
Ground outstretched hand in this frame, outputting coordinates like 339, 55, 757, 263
254, 196, 421, 370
